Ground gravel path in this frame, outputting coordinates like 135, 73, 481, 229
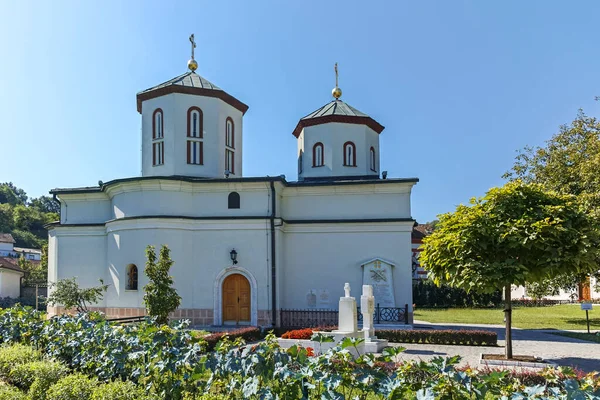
391, 321, 600, 372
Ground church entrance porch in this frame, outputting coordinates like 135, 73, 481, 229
222, 274, 251, 325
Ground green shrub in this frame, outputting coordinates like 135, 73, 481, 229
0, 344, 41, 378
91, 380, 158, 400
0, 383, 27, 400
46, 373, 98, 400
376, 329, 497, 346
9, 360, 69, 398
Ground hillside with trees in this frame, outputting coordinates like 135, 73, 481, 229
0, 182, 59, 249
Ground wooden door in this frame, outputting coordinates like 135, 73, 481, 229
222, 274, 251, 324
579, 277, 591, 301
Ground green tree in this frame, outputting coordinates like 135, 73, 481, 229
504, 111, 600, 291
47, 278, 109, 313
30, 195, 61, 215
420, 181, 600, 358
143, 245, 181, 325
0, 182, 27, 205
523, 280, 560, 300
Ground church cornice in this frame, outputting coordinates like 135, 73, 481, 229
291, 115, 384, 138
50, 175, 418, 196
136, 85, 249, 115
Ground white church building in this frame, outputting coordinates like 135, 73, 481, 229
47, 41, 418, 327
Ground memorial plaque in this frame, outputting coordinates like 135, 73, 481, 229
306, 289, 317, 308
318, 289, 330, 308
361, 259, 395, 307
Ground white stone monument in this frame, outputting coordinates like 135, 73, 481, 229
360, 284, 389, 353
333, 283, 359, 334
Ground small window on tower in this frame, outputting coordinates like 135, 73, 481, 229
187, 107, 203, 165
225, 118, 235, 174
313, 143, 324, 167
370, 147, 376, 172
343, 142, 356, 167
228, 192, 240, 209
152, 109, 164, 166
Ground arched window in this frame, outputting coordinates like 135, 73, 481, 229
152, 109, 164, 166
298, 150, 303, 174
225, 117, 235, 174
187, 107, 204, 165
343, 142, 356, 167
312, 142, 324, 167
370, 147, 376, 172
228, 192, 240, 209
126, 264, 138, 290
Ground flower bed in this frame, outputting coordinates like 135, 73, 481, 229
204, 326, 262, 350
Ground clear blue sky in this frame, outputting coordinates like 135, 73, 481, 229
1, 1, 598, 222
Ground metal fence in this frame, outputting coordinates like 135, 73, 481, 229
279, 304, 409, 328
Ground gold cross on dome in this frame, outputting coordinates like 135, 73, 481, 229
189, 34, 196, 60
334, 62, 339, 87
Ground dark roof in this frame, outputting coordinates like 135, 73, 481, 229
0, 233, 15, 244
0, 257, 24, 273
50, 175, 419, 195
292, 100, 384, 138
136, 71, 249, 115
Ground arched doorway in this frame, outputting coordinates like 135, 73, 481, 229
222, 274, 251, 325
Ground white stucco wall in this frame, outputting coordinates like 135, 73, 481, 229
107, 181, 271, 219
0, 269, 23, 298
281, 183, 413, 220
140, 93, 243, 179
47, 227, 107, 307
58, 195, 111, 224
298, 123, 380, 180
0, 243, 13, 252
281, 222, 414, 313
103, 218, 271, 312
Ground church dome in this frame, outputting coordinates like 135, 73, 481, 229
136, 71, 249, 115
291, 99, 384, 138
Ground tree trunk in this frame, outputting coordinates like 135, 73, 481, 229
504, 285, 513, 359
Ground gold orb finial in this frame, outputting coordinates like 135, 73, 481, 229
188, 34, 197, 72
188, 59, 198, 72
332, 87, 342, 99
332, 62, 341, 99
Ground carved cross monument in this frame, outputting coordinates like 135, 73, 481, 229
361, 285, 375, 340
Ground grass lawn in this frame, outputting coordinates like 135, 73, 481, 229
551, 331, 600, 343
414, 304, 600, 330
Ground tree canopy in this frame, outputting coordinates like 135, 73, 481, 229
421, 181, 600, 291
0, 183, 59, 248
504, 110, 600, 216
420, 181, 600, 357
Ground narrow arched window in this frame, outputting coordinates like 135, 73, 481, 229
312, 142, 324, 167
343, 142, 356, 167
152, 109, 164, 166
225, 117, 235, 174
228, 192, 240, 209
187, 107, 204, 165
298, 150, 303, 174
370, 147, 376, 172
126, 264, 138, 290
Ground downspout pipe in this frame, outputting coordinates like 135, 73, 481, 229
270, 181, 277, 326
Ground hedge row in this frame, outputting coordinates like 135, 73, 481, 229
204, 326, 262, 350
0, 297, 45, 311
413, 280, 502, 308
376, 329, 497, 346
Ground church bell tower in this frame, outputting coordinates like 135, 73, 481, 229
136, 34, 249, 179
293, 64, 384, 181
